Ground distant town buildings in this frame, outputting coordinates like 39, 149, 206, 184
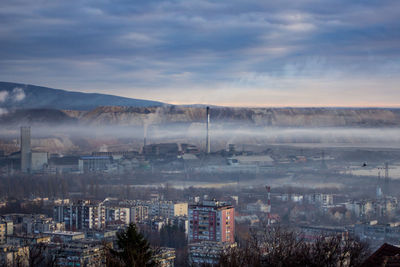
354, 221, 400, 250
345, 197, 398, 219
54, 199, 188, 232
246, 200, 270, 213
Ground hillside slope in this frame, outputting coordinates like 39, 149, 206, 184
0, 82, 164, 110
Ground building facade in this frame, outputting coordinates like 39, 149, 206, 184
188, 200, 234, 244
54, 201, 106, 231
78, 156, 112, 173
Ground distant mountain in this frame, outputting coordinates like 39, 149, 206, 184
2, 82, 400, 128
0, 82, 164, 110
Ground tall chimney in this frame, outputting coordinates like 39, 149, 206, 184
20, 126, 31, 173
266, 185, 271, 226
384, 162, 389, 195
206, 107, 210, 154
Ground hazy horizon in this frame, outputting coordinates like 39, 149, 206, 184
2, 80, 400, 109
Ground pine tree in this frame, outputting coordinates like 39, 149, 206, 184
111, 223, 155, 267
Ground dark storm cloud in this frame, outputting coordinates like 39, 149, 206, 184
0, 0, 399, 106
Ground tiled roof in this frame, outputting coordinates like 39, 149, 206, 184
362, 243, 400, 267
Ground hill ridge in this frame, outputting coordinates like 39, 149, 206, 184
0, 81, 164, 110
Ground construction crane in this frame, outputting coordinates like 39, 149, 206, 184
377, 162, 392, 196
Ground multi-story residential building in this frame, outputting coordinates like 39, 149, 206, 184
0, 220, 13, 245
105, 206, 130, 225
54, 199, 187, 231
43, 230, 85, 243
150, 201, 188, 219
173, 202, 188, 217
54, 201, 106, 231
0, 245, 29, 267
130, 205, 149, 223
154, 247, 176, 267
7, 234, 51, 246
22, 214, 64, 234
345, 197, 398, 219
188, 200, 234, 244
55, 200, 153, 230
305, 193, 334, 207
0, 224, 5, 245
50, 241, 106, 267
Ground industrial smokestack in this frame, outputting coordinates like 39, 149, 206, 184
206, 107, 210, 154
143, 125, 147, 148
384, 162, 389, 195
266, 185, 271, 226
20, 126, 31, 173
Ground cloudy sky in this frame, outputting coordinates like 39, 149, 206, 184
0, 0, 399, 107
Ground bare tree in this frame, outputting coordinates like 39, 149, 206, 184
218, 225, 369, 267
29, 243, 46, 267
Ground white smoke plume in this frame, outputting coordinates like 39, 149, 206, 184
0, 108, 8, 116
143, 107, 162, 142
0, 87, 26, 116
0, 91, 9, 103
12, 87, 25, 102
99, 144, 108, 152
0, 87, 25, 104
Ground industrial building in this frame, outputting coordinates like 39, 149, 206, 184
2, 127, 50, 174
48, 155, 80, 174
30, 151, 48, 172
142, 143, 181, 159
78, 156, 112, 174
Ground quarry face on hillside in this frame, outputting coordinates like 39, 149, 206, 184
62, 106, 400, 127
1, 106, 400, 127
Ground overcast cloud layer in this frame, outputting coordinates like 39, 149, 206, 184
0, 0, 399, 107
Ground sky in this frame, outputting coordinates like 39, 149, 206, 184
0, 0, 399, 107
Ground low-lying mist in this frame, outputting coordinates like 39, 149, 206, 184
1, 122, 400, 153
